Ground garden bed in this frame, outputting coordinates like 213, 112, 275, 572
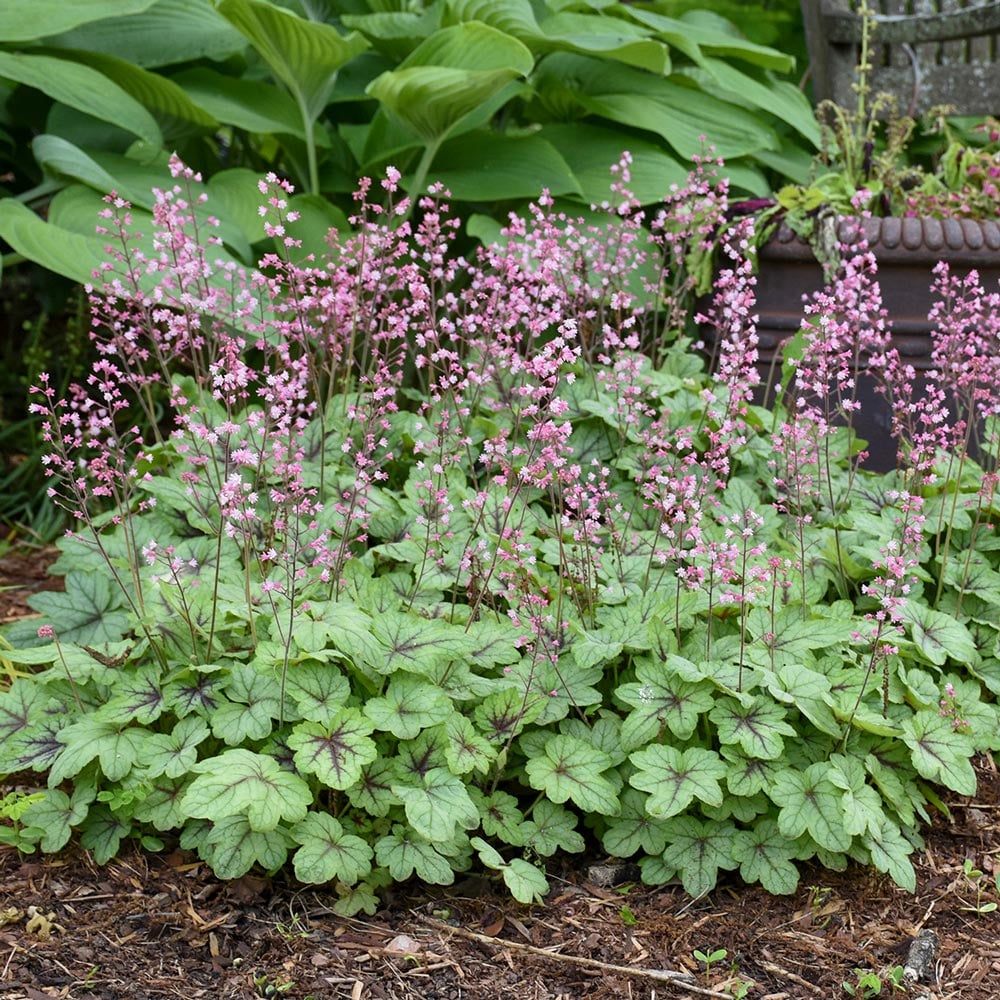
1, 779, 999, 999
2, 559, 1000, 1000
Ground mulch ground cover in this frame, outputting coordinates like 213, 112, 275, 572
2, 548, 1000, 1000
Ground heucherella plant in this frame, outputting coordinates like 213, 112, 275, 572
2, 151, 1000, 913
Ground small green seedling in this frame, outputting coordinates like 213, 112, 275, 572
694, 947, 728, 985
726, 976, 752, 999
253, 974, 295, 998
959, 858, 999, 914
842, 965, 906, 997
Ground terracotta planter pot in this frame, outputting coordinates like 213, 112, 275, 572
745, 216, 1000, 470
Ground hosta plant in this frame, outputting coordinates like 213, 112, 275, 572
2, 153, 1000, 912
0, 0, 818, 287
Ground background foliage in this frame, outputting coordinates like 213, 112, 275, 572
0, 0, 817, 286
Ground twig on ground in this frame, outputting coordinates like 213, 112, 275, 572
416, 914, 734, 997
758, 958, 822, 995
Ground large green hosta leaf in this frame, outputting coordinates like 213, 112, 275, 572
31, 136, 135, 203
693, 57, 820, 147
217, 0, 368, 122
0, 0, 156, 41
539, 11, 671, 74
367, 22, 533, 146
428, 131, 580, 201
369, 66, 515, 148
341, 6, 444, 60
621, 7, 794, 72
443, 0, 544, 44
534, 52, 776, 161
61, 51, 217, 140
46, 182, 253, 270
0, 52, 161, 147
41, 0, 245, 67
174, 67, 307, 138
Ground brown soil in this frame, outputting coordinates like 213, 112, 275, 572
2, 550, 1000, 1000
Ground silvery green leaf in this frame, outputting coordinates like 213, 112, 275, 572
443, 713, 495, 775
900, 601, 979, 667
141, 717, 210, 780
49, 719, 146, 784
27, 572, 129, 645
770, 764, 852, 852
363, 675, 453, 739
346, 758, 400, 818
731, 819, 800, 895
284, 663, 351, 724
369, 611, 477, 677
21, 784, 96, 853
861, 816, 916, 892
392, 767, 480, 842
902, 710, 977, 795
559, 715, 627, 767
210, 664, 284, 745
474, 687, 543, 745
470, 789, 525, 846
709, 694, 798, 760
132, 778, 189, 831
290, 812, 373, 885
375, 827, 455, 885
721, 745, 783, 797
182, 749, 311, 831
79, 804, 130, 864
524, 734, 620, 816
331, 881, 381, 917
469, 836, 548, 904
659, 816, 740, 898
95, 665, 164, 726
601, 788, 669, 858
200, 815, 293, 879
521, 801, 584, 856
628, 745, 726, 819
288, 710, 378, 791
617, 660, 714, 750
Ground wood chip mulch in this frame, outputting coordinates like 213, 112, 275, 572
3, 549, 1000, 999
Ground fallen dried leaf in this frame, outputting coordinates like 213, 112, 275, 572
25, 905, 66, 940
384, 933, 422, 955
